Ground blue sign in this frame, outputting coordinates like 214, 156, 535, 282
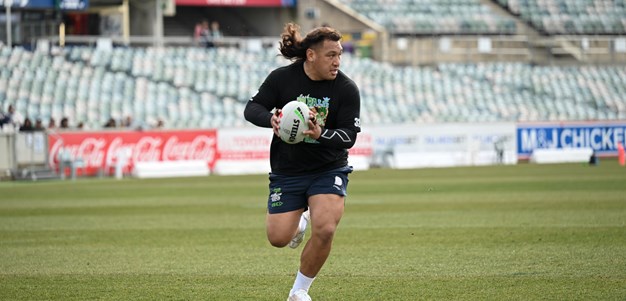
517, 123, 626, 157
2, 0, 54, 8
56, 0, 88, 10
1, 0, 88, 9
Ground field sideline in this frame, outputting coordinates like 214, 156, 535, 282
1, 162, 625, 300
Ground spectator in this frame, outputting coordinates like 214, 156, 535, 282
48, 117, 57, 129
204, 20, 223, 48
155, 118, 165, 129
60, 117, 70, 129
210, 21, 223, 40
34, 118, 45, 131
0, 109, 7, 128
4, 104, 24, 128
19, 118, 34, 132
77, 121, 85, 129
194, 21, 203, 42
104, 117, 117, 128
194, 20, 204, 43
122, 115, 133, 128
194, 20, 210, 47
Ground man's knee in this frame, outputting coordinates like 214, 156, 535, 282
267, 232, 292, 248
312, 223, 337, 244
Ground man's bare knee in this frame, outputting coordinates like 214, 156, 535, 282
267, 233, 292, 248
312, 224, 337, 245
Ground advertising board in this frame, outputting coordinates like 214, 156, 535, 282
48, 130, 217, 176
517, 122, 626, 158
1, 0, 88, 9
368, 123, 517, 168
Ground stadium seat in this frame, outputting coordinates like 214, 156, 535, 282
1, 43, 625, 129
501, 0, 626, 34
339, 0, 517, 34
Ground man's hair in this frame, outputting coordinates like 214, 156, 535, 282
279, 23, 342, 61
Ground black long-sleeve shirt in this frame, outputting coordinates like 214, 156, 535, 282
244, 60, 361, 175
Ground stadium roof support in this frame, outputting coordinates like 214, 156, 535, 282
322, 0, 385, 33
4, 3, 12, 47
298, 0, 389, 61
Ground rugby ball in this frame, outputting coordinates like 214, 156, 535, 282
278, 101, 310, 144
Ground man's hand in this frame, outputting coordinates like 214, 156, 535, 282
303, 110, 321, 140
271, 109, 281, 137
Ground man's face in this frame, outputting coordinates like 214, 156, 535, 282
309, 40, 342, 81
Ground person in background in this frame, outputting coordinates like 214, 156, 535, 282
155, 118, 165, 129
60, 117, 70, 129
0, 109, 7, 128
210, 20, 223, 37
194, 20, 210, 47
47, 117, 57, 130
243, 23, 361, 301
3, 104, 24, 129
19, 118, 34, 132
34, 118, 45, 131
208, 20, 223, 47
122, 115, 143, 130
104, 117, 117, 128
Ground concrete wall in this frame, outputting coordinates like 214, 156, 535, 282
387, 36, 533, 65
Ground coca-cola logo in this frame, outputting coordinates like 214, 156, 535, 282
49, 137, 108, 168
48, 132, 217, 172
107, 136, 162, 166
163, 135, 216, 161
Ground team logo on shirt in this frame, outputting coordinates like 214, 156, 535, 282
295, 94, 330, 144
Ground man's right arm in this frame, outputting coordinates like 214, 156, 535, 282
243, 71, 279, 128
244, 101, 273, 128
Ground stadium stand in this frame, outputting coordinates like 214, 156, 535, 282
1, 43, 625, 130
1, 0, 625, 131
498, 0, 626, 34
337, 0, 517, 34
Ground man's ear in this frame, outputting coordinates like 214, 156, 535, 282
306, 48, 315, 62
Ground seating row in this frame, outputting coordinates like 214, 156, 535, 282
1, 45, 625, 130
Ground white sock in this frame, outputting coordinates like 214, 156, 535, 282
289, 270, 315, 296
298, 213, 308, 232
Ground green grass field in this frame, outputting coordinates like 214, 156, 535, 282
1, 162, 625, 300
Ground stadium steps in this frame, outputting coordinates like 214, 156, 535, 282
320, 0, 387, 33
483, 0, 541, 36
483, 0, 552, 64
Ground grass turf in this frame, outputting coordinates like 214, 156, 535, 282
0, 162, 625, 300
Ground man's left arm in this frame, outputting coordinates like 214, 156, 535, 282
305, 83, 361, 149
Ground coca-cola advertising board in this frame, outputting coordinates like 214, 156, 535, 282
48, 130, 217, 176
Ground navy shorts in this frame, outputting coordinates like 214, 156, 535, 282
267, 165, 353, 214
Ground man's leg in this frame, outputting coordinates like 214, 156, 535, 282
266, 208, 305, 247
287, 194, 344, 298
299, 193, 345, 277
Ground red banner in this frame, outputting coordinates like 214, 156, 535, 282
48, 130, 217, 176
176, 0, 293, 7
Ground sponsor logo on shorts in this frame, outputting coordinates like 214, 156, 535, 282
270, 187, 283, 207
333, 176, 343, 191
